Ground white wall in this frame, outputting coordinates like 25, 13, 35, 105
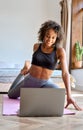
46, 0, 61, 24
0, 0, 61, 68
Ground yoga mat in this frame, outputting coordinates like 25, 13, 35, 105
2, 95, 75, 116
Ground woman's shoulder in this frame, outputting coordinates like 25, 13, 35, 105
57, 47, 65, 54
56, 47, 66, 58
33, 43, 41, 52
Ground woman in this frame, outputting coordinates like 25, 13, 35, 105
8, 20, 82, 110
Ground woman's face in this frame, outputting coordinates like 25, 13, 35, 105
43, 29, 57, 47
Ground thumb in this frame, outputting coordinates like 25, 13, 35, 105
65, 103, 69, 108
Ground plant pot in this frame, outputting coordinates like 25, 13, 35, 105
74, 61, 82, 68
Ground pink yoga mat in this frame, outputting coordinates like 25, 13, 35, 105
2, 95, 75, 116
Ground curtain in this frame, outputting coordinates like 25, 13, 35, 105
60, 0, 68, 49
60, 0, 72, 69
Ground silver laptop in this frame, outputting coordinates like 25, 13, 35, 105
19, 88, 65, 117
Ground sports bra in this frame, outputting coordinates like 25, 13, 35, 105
31, 44, 58, 70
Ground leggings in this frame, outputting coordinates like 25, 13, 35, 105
8, 73, 60, 99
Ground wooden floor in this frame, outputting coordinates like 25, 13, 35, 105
0, 90, 83, 130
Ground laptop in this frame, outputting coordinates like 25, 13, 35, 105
19, 88, 65, 117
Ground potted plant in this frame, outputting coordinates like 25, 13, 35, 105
74, 41, 83, 68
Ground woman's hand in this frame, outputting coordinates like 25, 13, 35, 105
21, 60, 30, 75
21, 67, 28, 75
65, 96, 83, 111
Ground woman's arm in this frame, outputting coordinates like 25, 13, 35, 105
57, 48, 83, 110
57, 48, 71, 98
21, 43, 40, 75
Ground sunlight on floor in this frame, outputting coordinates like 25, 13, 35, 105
72, 93, 83, 97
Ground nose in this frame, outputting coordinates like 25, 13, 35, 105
48, 37, 52, 42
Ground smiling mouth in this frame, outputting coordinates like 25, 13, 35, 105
47, 41, 53, 44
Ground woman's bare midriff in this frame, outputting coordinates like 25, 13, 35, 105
29, 65, 53, 80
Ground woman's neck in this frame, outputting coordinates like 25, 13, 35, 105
42, 43, 54, 50
41, 43, 54, 53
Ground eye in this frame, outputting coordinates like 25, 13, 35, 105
52, 37, 55, 39
46, 34, 50, 38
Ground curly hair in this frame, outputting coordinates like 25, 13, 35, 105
38, 20, 65, 48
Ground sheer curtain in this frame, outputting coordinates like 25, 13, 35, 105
60, 0, 72, 69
